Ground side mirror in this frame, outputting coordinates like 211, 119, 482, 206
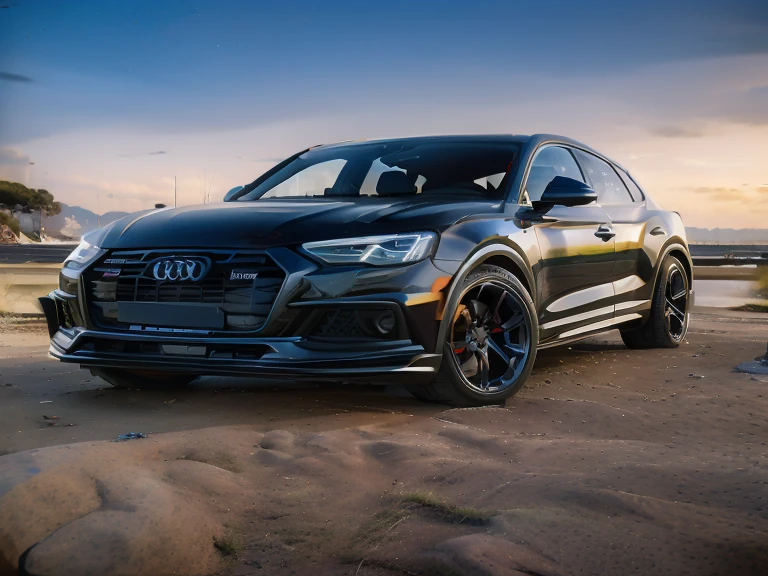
532, 176, 597, 212
223, 186, 244, 202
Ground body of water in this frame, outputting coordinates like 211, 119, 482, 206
694, 279, 766, 308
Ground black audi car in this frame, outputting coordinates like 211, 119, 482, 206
41, 135, 693, 406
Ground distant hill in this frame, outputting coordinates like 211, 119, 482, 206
42, 203, 130, 239
686, 227, 768, 245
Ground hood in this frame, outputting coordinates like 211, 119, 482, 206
93, 197, 502, 250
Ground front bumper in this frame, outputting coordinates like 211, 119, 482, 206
44, 323, 440, 382
40, 254, 454, 383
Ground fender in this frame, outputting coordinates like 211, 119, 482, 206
434, 242, 535, 353
646, 239, 694, 320
652, 239, 693, 285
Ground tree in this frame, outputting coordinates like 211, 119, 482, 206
0, 212, 20, 236
0, 180, 61, 216
0, 180, 61, 240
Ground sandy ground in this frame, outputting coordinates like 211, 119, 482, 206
0, 308, 767, 576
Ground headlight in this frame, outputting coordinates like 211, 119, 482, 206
302, 232, 437, 266
63, 239, 106, 271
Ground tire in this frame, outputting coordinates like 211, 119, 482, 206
90, 368, 198, 390
407, 265, 538, 407
620, 254, 690, 349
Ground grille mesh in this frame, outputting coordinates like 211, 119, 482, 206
86, 250, 284, 332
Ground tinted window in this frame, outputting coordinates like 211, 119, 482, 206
573, 150, 633, 205
261, 159, 347, 198
523, 146, 583, 203
239, 141, 520, 201
617, 169, 645, 202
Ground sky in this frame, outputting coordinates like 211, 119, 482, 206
0, 0, 767, 228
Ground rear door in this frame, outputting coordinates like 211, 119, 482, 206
524, 145, 616, 343
572, 150, 650, 321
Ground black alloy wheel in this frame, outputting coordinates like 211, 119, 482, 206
449, 280, 532, 393
621, 255, 690, 349
407, 265, 537, 406
664, 262, 689, 342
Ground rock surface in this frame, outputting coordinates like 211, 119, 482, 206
2, 410, 768, 575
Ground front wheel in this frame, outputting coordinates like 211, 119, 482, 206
90, 368, 198, 390
620, 254, 690, 349
407, 265, 538, 406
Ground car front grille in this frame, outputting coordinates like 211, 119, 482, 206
85, 250, 285, 332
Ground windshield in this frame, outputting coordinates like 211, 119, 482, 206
237, 140, 520, 201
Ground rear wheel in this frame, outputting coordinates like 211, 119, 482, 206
620, 255, 690, 349
90, 368, 198, 389
407, 265, 537, 406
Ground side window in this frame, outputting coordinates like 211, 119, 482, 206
523, 146, 583, 203
617, 169, 645, 202
573, 150, 633, 205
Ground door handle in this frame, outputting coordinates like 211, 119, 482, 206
594, 224, 615, 241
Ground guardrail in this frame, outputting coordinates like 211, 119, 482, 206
0, 263, 60, 314
1, 262, 764, 316
691, 256, 766, 281
692, 256, 768, 267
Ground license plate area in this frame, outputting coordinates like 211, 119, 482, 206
117, 302, 225, 329
161, 344, 207, 356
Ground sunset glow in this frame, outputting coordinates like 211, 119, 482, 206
1, 0, 766, 229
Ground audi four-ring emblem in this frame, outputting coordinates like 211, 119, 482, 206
151, 258, 208, 282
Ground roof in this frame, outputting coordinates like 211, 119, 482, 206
316, 134, 532, 149
314, 133, 626, 172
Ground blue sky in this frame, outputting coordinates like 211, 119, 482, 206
1, 0, 767, 227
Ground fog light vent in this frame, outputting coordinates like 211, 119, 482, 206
374, 310, 396, 335
311, 309, 399, 340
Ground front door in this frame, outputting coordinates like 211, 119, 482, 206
521, 145, 616, 343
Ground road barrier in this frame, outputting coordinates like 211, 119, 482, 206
0, 263, 763, 316
0, 264, 60, 314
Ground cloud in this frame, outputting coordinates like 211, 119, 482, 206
691, 186, 745, 202
677, 158, 744, 168
691, 187, 740, 194
0, 71, 33, 83
0, 147, 31, 165
118, 150, 167, 158
689, 185, 768, 204
649, 125, 704, 138
626, 152, 660, 161
65, 174, 157, 201
711, 192, 747, 203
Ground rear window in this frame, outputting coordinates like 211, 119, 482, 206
617, 169, 645, 202
573, 150, 634, 205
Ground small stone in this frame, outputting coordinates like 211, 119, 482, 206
544, 379, 552, 384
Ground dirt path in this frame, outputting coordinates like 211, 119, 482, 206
1, 309, 767, 575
